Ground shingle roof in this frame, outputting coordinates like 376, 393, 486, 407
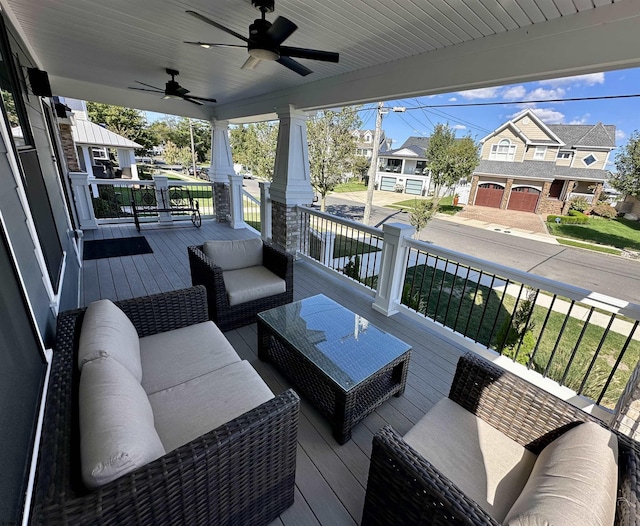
547, 123, 615, 148
474, 160, 608, 181
382, 145, 426, 157
400, 136, 430, 150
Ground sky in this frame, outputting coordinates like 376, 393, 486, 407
359, 66, 640, 170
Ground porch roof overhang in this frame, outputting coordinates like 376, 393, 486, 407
2, 0, 640, 123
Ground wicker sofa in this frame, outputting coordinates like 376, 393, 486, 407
31, 286, 300, 525
362, 352, 640, 526
188, 238, 293, 332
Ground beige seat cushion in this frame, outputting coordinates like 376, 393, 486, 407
149, 360, 275, 453
79, 357, 165, 489
223, 266, 286, 306
139, 321, 241, 395
504, 421, 618, 526
78, 298, 142, 381
403, 397, 537, 523
203, 238, 263, 271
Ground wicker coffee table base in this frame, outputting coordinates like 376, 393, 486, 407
258, 319, 410, 444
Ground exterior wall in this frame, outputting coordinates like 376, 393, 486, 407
482, 128, 525, 162
523, 145, 560, 162
469, 175, 479, 204
513, 115, 551, 140
59, 122, 81, 172
574, 149, 608, 170
500, 178, 514, 209
537, 181, 563, 216
555, 154, 573, 167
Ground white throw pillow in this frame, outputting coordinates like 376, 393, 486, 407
79, 357, 165, 489
504, 421, 618, 526
78, 299, 142, 381
203, 238, 263, 271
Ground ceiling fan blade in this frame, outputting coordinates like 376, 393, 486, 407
266, 16, 297, 45
184, 41, 247, 50
128, 86, 163, 93
279, 46, 339, 63
134, 80, 163, 90
276, 56, 312, 76
241, 55, 262, 70
176, 86, 190, 96
185, 95, 218, 103
182, 96, 204, 106
186, 10, 249, 43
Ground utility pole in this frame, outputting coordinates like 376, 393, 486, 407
363, 102, 384, 225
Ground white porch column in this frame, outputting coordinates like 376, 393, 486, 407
152, 176, 172, 223
69, 171, 98, 230
228, 174, 246, 229
209, 119, 235, 223
372, 223, 415, 316
259, 181, 272, 242
116, 149, 139, 180
80, 145, 93, 175
271, 105, 314, 253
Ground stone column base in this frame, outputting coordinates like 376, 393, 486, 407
272, 201, 301, 253
213, 182, 230, 223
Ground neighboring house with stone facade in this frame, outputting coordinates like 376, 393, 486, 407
468, 109, 615, 215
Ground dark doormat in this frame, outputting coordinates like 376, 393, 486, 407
83, 236, 153, 260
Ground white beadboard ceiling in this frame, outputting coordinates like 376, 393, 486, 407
2, 0, 639, 122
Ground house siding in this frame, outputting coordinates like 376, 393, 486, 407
482, 129, 525, 162
574, 149, 608, 170
513, 116, 551, 140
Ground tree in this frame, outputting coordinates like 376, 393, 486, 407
409, 200, 438, 239
163, 140, 180, 165
351, 155, 370, 181
229, 122, 279, 180
426, 124, 480, 205
86, 102, 155, 152
612, 131, 640, 196
307, 106, 362, 211
149, 117, 211, 162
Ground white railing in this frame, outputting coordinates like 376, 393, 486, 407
568, 192, 595, 204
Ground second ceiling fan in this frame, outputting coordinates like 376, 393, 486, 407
185, 0, 339, 77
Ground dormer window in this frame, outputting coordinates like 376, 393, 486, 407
557, 150, 572, 160
533, 146, 547, 160
583, 154, 597, 167
489, 139, 516, 161
364, 134, 372, 143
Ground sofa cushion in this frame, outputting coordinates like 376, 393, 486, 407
203, 238, 263, 271
79, 357, 165, 489
504, 421, 618, 526
139, 321, 241, 395
223, 266, 286, 306
403, 397, 537, 523
78, 298, 142, 381
149, 360, 275, 453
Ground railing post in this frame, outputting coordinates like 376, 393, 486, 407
322, 231, 336, 267
152, 176, 172, 223
228, 174, 247, 229
259, 181, 272, 241
372, 223, 415, 316
69, 171, 98, 230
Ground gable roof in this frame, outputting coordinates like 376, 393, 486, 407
380, 136, 429, 158
72, 118, 142, 149
481, 109, 564, 145
548, 122, 616, 148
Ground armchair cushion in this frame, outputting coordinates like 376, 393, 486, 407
504, 421, 618, 526
78, 298, 142, 381
223, 266, 287, 306
79, 357, 165, 489
403, 397, 536, 523
149, 360, 275, 453
139, 321, 241, 395
203, 238, 263, 271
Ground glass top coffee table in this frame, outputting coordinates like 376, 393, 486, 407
257, 294, 411, 444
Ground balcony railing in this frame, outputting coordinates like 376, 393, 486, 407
242, 189, 261, 232
567, 192, 595, 204
296, 206, 640, 413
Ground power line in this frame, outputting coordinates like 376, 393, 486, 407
410, 93, 640, 108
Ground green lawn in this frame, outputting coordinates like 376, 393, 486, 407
390, 195, 463, 215
332, 181, 367, 192
556, 238, 621, 255
547, 216, 640, 251
403, 263, 639, 408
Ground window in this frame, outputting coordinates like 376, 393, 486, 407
583, 154, 597, 167
533, 146, 547, 160
92, 146, 109, 160
557, 150, 572, 160
489, 139, 516, 161
364, 134, 372, 143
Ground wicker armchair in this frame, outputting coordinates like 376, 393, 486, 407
31, 286, 300, 526
188, 241, 293, 332
362, 352, 640, 526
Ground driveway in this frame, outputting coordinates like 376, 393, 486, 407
453, 205, 549, 235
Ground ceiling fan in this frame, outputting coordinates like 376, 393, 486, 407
128, 69, 217, 105
185, 0, 339, 77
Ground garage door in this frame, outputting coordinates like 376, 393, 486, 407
379, 176, 396, 192
475, 183, 504, 208
508, 187, 540, 212
405, 178, 423, 195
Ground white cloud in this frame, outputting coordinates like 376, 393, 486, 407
524, 87, 566, 100
448, 97, 457, 102
568, 115, 590, 125
452, 124, 466, 130
615, 129, 626, 141
539, 73, 605, 87
509, 106, 566, 124
457, 87, 500, 100
502, 86, 527, 100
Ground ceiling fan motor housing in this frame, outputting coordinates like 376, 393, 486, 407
251, 0, 275, 13
248, 18, 279, 60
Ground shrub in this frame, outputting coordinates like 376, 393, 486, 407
569, 196, 590, 213
343, 255, 361, 281
567, 209, 587, 218
546, 214, 589, 225
591, 203, 617, 219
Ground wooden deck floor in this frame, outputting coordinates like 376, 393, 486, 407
82, 220, 468, 526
